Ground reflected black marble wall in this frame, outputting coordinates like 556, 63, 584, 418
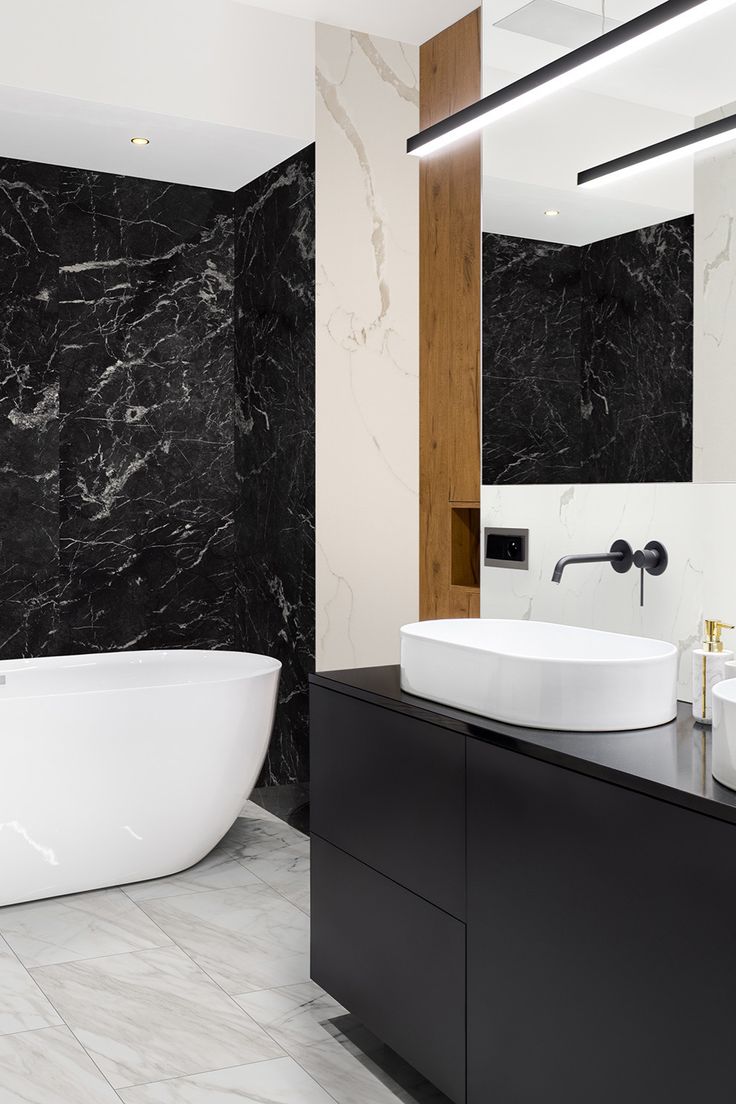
482, 217, 694, 485
56, 171, 234, 651
580, 217, 693, 483
0, 159, 59, 657
234, 145, 315, 786
482, 234, 581, 484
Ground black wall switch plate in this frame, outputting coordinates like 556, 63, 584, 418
484, 527, 528, 570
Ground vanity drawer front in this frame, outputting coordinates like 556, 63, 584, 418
310, 685, 465, 918
311, 835, 466, 1104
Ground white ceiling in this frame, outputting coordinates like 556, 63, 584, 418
481, 0, 736, 243
232, 0, 477, 44
0, 0, 318, 190
0, 84, 302, 193
0, 0, 474, 192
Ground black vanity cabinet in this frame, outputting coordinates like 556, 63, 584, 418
310, 684, 466, 1104
310, 667, 736, 1104
467, 740, 736, 1104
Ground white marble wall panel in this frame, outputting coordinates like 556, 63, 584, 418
315, 23, 419, 670
481, 483, 705, 702
693, 103, 736, 482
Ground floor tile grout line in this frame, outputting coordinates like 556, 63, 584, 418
25, 941, 173, 973
286, 1048, 346, 1104
0, 979, 126, 1097
0, 813, 314, 1100
113, 881, 298, 1043
26, 939, 286, 1095
116, 819, 313, 1014
0, 932, 65, 1033
0, 1022, 66, 1041
233, 857, 311, 917
115, 1051, 293, 1092
8, 941, 130, 1097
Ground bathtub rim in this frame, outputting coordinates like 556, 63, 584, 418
0, 648, 281, 703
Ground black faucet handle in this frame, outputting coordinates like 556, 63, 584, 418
633, 541, 668, 576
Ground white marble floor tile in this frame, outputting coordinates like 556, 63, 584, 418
0, 1024, 120, 1104
292, 1037, 451, 1104
238, 839, 310, 914
220, 816, 306, 860
235, 981, 354, 1053
31, 944, 283, 1089
0, 887, 172, 969
0, 934, 61, 1036
122, 847, 261, 903
138, 883, 310, 994
238, 800, 284, 825
117, 1055, 336, 1104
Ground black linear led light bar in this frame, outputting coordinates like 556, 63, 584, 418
407, 0, 736, 158
578, 110, 736, 187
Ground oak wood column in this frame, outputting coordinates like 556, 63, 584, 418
419, 9, 482, 620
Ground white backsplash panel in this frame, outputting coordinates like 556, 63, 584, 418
480, 483, 709, 703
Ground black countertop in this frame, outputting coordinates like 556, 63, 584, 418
310, 664, 736, 829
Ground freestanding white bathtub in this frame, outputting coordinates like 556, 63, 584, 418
0, 649, 280, 907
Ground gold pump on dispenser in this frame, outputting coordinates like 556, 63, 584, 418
693, 619, 735, 725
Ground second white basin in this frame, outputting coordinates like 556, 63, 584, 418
400, 619, 678, 732
712, 680, 736, 791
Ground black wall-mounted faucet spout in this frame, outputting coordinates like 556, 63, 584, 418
551, 540, 634, 583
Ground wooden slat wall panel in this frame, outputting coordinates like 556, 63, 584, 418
419, 10, 481, 620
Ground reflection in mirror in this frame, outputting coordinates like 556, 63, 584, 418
481, 0, 736, 484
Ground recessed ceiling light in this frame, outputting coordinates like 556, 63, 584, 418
544, 209, 560, 217
130, 137, 150, 146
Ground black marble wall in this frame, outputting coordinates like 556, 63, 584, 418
482, 234, 582, 484
234, 146, 315, 786
57, 172, 235, 652
482, 216, 694, 485
0, 150, 316, 786
580, 218, 693, 483
0, 160, 59, 657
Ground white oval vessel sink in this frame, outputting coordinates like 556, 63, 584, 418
400, 619, 678, 732
712, 681, 736, 791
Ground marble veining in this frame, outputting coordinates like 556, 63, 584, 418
0, 154, 317, 788
693, 114, 736, 481
0, 886, 172, 969
483, 218, 694, 485
57, 169, 235, 652
482, 233, 581, 485
234, 145, 315, 786
316, 25, 419, 670
0, 934, 61, 1035
0, 802, 447, 1103
0, 1025, 121, 1104
0, 158, 59, 657
480, 481, 702, 702
580, 217, 693, 483
139, 881, 311, 995
117, 1056, 337, 1104
31, 944, 283, 1088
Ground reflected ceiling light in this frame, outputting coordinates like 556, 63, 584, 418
544, 208, 560, 216
578, 110, 736, 187
130, 136, 150, 146
407, 0, 736, 158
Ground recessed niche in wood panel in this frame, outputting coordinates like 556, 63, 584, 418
451, 506, 480, 588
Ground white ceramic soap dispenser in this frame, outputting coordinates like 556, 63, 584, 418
692, 619, 734, 725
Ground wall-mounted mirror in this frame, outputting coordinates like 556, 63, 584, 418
480, 0, 736, 484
